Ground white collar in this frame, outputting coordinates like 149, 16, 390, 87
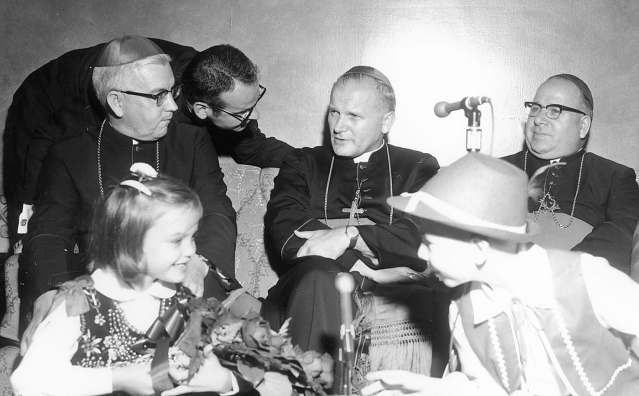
91, 268, 177, 302
353, 142, 385, 163
470, 245, 555, 325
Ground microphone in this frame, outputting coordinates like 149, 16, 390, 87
434, 96, 491, 118
335, 272, 355, 396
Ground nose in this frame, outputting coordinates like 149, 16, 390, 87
332, 115, 347, 134
533, 108, 548, 125
164, 94, 179, 112
183, 237, 197, 259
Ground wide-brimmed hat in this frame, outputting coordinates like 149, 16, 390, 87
96, 35, 164, 67
387, 153, 537, 242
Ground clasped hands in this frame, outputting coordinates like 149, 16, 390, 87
295, 227, 428, 285
295, 227, 355, 260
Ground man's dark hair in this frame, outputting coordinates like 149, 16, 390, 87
181, 44, 259, 112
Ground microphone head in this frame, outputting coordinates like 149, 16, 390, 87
335, 272, 355, 293
434, 101, 450, 118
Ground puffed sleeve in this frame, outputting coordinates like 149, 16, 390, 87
12, 302, 113, 396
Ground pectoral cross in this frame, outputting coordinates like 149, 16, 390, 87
342, 189, 364, 225
342, 199, 364, 225
537, 192, 561, 214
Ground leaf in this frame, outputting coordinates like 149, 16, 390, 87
187, 351, 206, 379
237, 360, 266, 386
175, 310, 203, 358
278, 318, 291, 336
255, 371, 294, 396
221, 287, 249, 310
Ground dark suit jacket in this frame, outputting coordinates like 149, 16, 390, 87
173, 95, 292, 168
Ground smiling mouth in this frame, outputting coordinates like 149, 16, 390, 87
530, 128, 548, 136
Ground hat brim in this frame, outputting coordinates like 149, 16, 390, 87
388, 195, 538, 243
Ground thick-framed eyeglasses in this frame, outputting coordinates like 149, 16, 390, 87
524, 101, 586, 120
117, 85, 182, 107
209, 85, 266, 128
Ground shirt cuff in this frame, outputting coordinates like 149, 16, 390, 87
220, 373, 239, 395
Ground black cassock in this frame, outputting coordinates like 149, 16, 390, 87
264, 143, 439, 355
503, 149, 639, 274
20, 121, 237, 324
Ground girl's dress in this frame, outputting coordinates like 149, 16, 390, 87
12, 268, 188, 396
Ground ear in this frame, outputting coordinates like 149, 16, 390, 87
106, 91, 125, 118
579, 115, 591, 140
470, 238, 489, 267
192, 102, 212, 121
381, 111, 396, 135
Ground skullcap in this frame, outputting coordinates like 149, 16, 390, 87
342, 66, 393, 90
96, 35, 164, 67
550, 74, 594, 110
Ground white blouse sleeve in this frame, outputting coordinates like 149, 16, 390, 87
581, 253, 639, 336
11, 301, 113, 396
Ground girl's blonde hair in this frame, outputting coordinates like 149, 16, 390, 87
88, 173, 202, 287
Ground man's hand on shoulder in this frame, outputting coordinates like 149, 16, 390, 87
294, 227, 351, 260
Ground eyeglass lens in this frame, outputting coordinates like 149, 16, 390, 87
156, 85, 181, 106
526, 103, 561, 119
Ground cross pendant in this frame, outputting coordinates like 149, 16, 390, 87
538, 192, 560, 213
342, 199, 364, 225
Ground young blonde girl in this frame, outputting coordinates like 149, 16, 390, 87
12, 165, 236, 396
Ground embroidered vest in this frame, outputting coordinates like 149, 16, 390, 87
70, 282, 185, 368
455, 250, 639, 395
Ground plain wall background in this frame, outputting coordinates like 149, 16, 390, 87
1, 0, 638, 177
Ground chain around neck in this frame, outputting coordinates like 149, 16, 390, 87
525, 150, 586, 229
97, 119, 160, 197
324, 144, 393, 226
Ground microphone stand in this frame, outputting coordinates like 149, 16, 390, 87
464, 107, 482, 152
335, 273, 355, 396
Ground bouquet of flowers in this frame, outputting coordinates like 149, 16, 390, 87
170, 290, 334, 396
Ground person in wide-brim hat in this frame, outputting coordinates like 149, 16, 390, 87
361, 152, 639, 396
388, 151, 538, 243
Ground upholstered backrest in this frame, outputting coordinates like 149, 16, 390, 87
221, 163, 280, 298
0, 163, 282, 394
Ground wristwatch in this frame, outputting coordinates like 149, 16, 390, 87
345, 226, 359, 249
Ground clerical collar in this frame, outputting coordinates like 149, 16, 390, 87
528, 148, 585, 166
103, 121, 157, 148
353, 142, 385, 163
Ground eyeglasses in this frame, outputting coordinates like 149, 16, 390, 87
208, 85, 266, 128
117, 85, 182, 107
524, 101, 586, 120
